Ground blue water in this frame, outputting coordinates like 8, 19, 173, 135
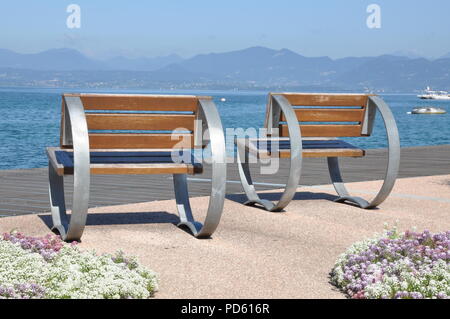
0, 87, 449, 170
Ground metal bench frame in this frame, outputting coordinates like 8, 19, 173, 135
236, 93, 400, 211
47, 94, 226, 241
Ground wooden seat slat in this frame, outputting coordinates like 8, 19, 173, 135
280, 108, 364, 122
86, 113, 195, 131
48, 148, 202, 176
299, 149, 365, 158
279, 93, 370, 107
86, 133, 194, 149
65, 94, 201, 112
89, 164, 199, 175
55, 151, 198, 166
238, 138, 365, 158
279, 124, 363, 137
66, 151, 193, 157
252, 139, 362, 150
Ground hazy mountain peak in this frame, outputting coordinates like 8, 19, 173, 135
165, 53, 183, 59
243, 46, 276, 53
105, 53, 184, 71
41, 48, 81, 54
0, 48, 18, 54
273, 48, 300, 57
390, 50, 428, 60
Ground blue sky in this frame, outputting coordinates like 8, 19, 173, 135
1, 0, 450, 59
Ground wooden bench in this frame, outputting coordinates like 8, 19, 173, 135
47, 93, 226, 241
236, 93, 400, 211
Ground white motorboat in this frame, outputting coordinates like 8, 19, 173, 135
411, 106, 447, 114
417, 87, 450, 100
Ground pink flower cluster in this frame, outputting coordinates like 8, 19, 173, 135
2, 232, 77, 261
0, 283, 46, 299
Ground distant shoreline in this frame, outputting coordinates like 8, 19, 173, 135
0, 85, 419, 95
1, 46, 449, 93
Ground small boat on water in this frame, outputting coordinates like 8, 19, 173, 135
411, 106, 447, 114
417, 87, 450, 100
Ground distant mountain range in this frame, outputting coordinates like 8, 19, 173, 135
0, 47, 449, 92
0, 48, 183, 71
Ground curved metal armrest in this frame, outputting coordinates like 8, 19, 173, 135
64, 96, 91, 172
367, 95, 400, 207
236, 94, 303, 212
175, 98, 227, 237
49, 96, 90, 241
199, 98, 227, 236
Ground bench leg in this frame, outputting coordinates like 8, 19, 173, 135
48, 163, 69, 238
327, 154, 399, 209
327, 157, 372, 208
48, 162, 90, 241
173, 174, 203, 235
173, 171, 226, 238
327, 96, 400, 209
236, 143, 302, 212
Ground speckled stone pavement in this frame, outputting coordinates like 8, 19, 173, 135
1, 174, 449, 298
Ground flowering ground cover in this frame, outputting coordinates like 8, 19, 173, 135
331, 228, 450, 299
0, 232, 158, 299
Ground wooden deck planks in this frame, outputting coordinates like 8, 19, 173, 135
0, 145, 449, 217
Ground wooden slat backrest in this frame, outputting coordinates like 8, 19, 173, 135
269, 93, 374, 138
60, 93, 209, 149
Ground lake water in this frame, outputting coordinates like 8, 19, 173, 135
0, 87, 449, 170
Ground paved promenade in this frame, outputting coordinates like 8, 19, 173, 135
0, 174, 449, 298
0, 145, 449, 217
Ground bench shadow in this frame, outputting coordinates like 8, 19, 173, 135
226, 191, 340, 212
227, 191, 339, 204
38, 211, 180, 230
227, 191, 380, 211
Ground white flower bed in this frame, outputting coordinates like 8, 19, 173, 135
0, 232, 158, 299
